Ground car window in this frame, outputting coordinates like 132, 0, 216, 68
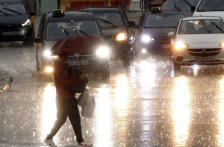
161, 0, 200, 11
179, 19, 224, 34
91, 11, 124, 27
197, 0, 224, 11
0, 4, 26, 15
46, 20, 101, 40
144, 14, 183, 28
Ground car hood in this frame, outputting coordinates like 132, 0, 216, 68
176, 34, 224, 48
141, 28, 176, 38
101, 27, 126, 35
0, 15, 29, 27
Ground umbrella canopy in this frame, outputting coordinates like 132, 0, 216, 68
51, 34, 103, 55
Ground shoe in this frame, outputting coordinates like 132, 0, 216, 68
44, 138, 57, 147
78, 141, 93, 147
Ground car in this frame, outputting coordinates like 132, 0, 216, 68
0, 0, 36, 45
82, 7, 136, 68
35, 9, 111, 80
135, 9, 185, 57
161, 0, 200, 16
193, 0, 224, 19
168, 16, 224, 73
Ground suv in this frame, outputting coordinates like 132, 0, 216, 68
0, 0, 36, 45
35, 10, 110, 79
193, 0, 224, 19
161, 0, 200, 16
82, 7, 136, 68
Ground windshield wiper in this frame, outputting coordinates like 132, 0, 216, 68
59, 26, 70, 36
183, 0, 193, 8
210, 21, 224, 33
0, 9, 11, 15
96, 18, 117, 28
3, 7, 23, 15
172, 0, 182, 11
72, 27, 90, 36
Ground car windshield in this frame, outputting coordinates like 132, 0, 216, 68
161, 0, 200, 11
0, 4, 26, 15
46, 20, 101, 40
179, 19, 224, 34
145, 13, 183, 28
90, 11, 124, 28
197, 0, 224, 11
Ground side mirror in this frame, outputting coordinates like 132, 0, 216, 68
30, 12, 36, 16
167, 32, 174, 37
191, 6, 196, 12
128, 21, 136, 27
35, 37, 43, 43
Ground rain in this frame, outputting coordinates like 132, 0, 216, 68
1, 0, 224, 147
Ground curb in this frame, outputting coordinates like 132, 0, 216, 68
0, 70, 13, 93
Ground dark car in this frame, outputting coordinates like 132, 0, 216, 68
35, 9, 111, 80
82, 7, 136, 68
0, 0, 36, 45
136, 10, 185, 57
161, 0, 200, 16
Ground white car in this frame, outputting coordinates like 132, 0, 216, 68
193, 0, 224, 19
168, 16, 224, 72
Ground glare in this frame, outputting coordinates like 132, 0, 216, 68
141, 35, 151, 43
172, 77, 191, 145
174, 41, 188, 50
45, 67, 53, 73
22, 19, 31, 26
193, 65, 199, 76
141, 48, 147, 54
116, 33, 127, 41
43, 50, 51, 57
96, 46, 110, 58
41, 85, 56, 138
220, 42, 224, 48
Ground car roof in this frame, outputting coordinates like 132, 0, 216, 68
84, 7, 122, 12
182, 16, 223, 20
46, 11, 96, 22
0, 0, 24, 4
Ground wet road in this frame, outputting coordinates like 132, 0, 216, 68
1, 43, 224, 147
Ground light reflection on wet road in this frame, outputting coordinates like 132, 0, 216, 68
1, 45, 224, 146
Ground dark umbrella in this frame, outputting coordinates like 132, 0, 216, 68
51, 34, 103, 55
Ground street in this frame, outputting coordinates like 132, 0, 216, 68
1, 41, 224, 147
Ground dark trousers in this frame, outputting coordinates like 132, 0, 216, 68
47, 96, 84, 143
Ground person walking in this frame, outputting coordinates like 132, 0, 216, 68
44, 53, 93, 147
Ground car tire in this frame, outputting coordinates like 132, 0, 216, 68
23, 31, 35, 46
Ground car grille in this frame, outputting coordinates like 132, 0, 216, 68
153, 37, 171, 44
187, 48, 221, 57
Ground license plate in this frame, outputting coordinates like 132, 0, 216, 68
195, 56, 214, 61
163, 44, 171, 49
68, 60, 88, 65
2, 31, 19, 35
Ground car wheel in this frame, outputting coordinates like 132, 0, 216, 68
23, 31, 35, 46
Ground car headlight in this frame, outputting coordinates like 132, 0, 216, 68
220, 42, 224, 48
141, 35, 151, 43
173, 41, 188, 50
22, 19, 31, 26
141, 48, 147, 54
96, 46, 110, 58
116, 32, 127, 41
